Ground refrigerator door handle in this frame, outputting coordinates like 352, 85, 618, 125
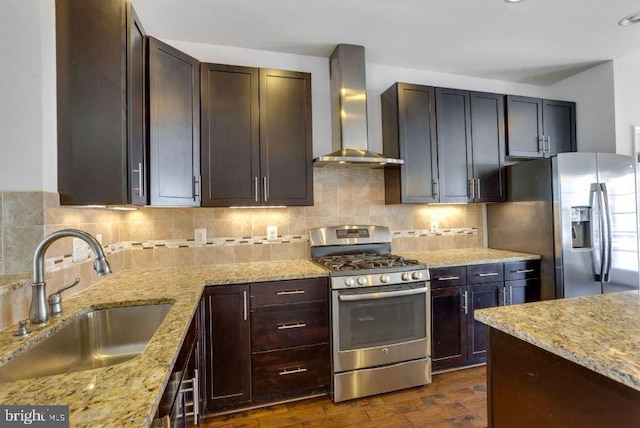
600, 183, 613, 282
590, 183, 605, 282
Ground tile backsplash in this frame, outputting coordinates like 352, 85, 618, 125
0, 167, 484, 328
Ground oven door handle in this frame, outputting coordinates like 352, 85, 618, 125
338, 286, 429, 301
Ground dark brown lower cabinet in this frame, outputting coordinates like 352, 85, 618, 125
431, 260, 540, 371
252, 343, 330, 401
155, 307, 201, 426
201, 285, 251, 412
487, 328, 640, 428
201, 278, 330, 415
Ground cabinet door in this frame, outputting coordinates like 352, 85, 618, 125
200, 64, 260, 207
470, 92, 506, 202
506, 278, 540, 305
56, 0, 128, 205
543, 99, 576, 155
382, 83, 439, 204
435, 88, 473, 203
201, 285, 251, 411
431, 286, 467, 370
127, 3, 148, 205
505, 95, 544, 158
467, 282, 502, 364
259, 69, 313, 206
148, 37, 201, 206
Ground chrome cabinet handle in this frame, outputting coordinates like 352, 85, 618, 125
500, 287, 507, 306
276, 290, 305, 295
263, 176, 269, 202
478, 272, 499, 277
515, 269, 534, 274
278, 322, 306, 330
433, 178, 439, 198
279, 367, 307, 376
254, 176, 259, 203
539, 136, 545, 153
437, 275, 460, 281
193, 175, 201, 201
243, 290, 247, 321
475, 178, 481, 199
509, 286, 514, 306
132, 162, 144, 197
468, 179, 475, 199
545, 135, 551, 153
461, 290, 468, 315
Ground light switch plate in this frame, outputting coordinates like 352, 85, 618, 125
195, 228, 207, 244
267, 225, 278, 241
430, 220, 439, 233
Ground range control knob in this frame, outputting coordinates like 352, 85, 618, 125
344, 277, 355, 287
401, 272, 411, 281
357, 276, 368, 286
412, 271, 423, 280
380, 274, 391, 283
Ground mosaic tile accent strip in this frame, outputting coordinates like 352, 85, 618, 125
42, 228, 477, 273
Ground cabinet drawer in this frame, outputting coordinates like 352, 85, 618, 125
504, 260, 540, 281
467, 263, 504, 284
251, 300, 329, 352
252, 343, 330, 401
430, 266, 467, 289
250, 278, 328, 306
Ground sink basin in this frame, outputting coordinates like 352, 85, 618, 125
0, 303, 172, 382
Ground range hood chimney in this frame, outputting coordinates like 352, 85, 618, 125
313, 44, 403, 168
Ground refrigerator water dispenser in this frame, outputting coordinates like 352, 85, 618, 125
570, 206, 591, 249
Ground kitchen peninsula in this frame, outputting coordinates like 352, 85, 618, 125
475, 292, 640, 427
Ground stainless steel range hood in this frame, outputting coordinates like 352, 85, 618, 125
313, 44, 403, 168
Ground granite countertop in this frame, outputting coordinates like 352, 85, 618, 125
0, 260, 328, 428
475, 291, 640, 392
400, 248, 540, 267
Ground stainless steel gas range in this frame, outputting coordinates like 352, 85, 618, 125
309, 225, 432, 402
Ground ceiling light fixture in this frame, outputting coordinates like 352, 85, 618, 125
504, 0, 523, 3
619, 12, 640, 26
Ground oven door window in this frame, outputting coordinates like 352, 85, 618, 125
337, 285, 427, 351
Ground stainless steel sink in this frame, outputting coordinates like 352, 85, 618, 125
0, 303, 172, 382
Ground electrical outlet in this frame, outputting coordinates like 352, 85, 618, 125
72, 238, 87, 262
195, 228, 207, 244
267, 225, 278, 241
430, 220, 439, 233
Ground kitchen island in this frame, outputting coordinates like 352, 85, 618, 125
475, 291, 640, 427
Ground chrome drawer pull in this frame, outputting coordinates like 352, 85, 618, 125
437, 275, 460, 281
279, 367, 307, 376
515, 269, 535, 274
478, 272, 499, 277
278, 322, 306, 330
276, 290, 305, 295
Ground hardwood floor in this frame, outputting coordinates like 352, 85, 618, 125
202, 366, 487, 428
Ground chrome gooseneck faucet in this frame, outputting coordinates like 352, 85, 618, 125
30, 229, 111, 326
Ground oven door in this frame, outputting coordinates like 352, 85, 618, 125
331, 282, 430, 373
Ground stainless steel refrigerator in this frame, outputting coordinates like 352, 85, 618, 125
487, 153, 640, 300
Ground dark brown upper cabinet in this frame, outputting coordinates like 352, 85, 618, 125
382, 84, 505, 204
57, 0, 145, 205
506, 95, 576, 158
148, 37, 201, 207
382, 83, 439, 204
200, 64, 313, 207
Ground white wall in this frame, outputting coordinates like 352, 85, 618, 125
612, 53, 640, 156
0, 0, 56, 192
546, 61, 616, 153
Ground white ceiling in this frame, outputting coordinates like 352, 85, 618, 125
131, 0, 640, 85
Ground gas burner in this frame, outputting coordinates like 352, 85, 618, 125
313, 252, 422, 272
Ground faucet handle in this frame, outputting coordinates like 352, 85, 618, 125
48, 278, 80, 317
13, 319, 31, 337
